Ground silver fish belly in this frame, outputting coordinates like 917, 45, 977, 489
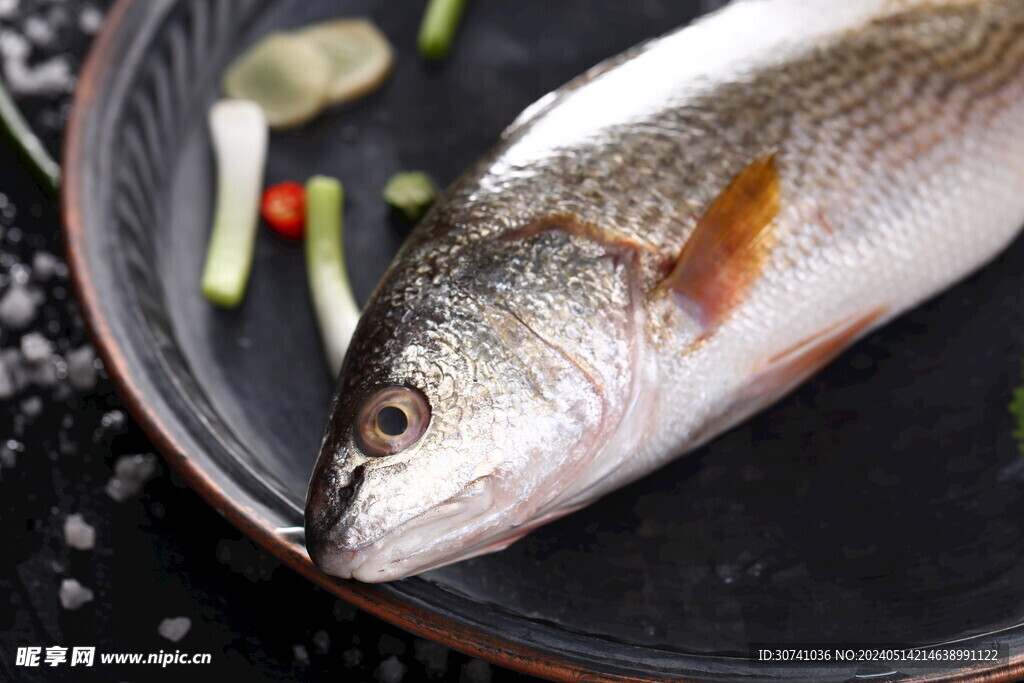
306, 0, 1024, 582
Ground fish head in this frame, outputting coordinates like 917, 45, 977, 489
304, 233, 622, 582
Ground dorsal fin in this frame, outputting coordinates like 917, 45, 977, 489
659, 154, 781, 333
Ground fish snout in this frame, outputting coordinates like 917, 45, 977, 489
304, 460, 367, 573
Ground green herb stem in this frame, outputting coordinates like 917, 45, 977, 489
0, 75, 59, 198
418, 0, 468, 61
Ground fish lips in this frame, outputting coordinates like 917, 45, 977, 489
306, 475, 501, 582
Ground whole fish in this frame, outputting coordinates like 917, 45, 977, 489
306, 0, 1024, 582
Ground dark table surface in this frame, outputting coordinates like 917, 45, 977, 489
0, 2, 532, 681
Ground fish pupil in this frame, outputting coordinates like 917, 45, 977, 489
377, 405, 408, 436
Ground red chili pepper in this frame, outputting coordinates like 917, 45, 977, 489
261, 181, 306, 240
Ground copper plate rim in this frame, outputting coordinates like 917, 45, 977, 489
58, 1, 1024, 681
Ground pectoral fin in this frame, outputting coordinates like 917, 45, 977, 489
660, 154, 781, 333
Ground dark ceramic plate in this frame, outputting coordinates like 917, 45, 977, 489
62, 0, 1024, 680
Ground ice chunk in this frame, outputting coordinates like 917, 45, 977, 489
0, 285, 40, 329
63, 513, 96, 551
20, 332, 52, 363
66, 346, 97, 391
374, 655, 406, 683
59, 578, 94, 610
105, 453, 159, 501
157, 617, 191, 643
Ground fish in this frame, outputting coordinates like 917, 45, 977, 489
305, 0, 1024, 582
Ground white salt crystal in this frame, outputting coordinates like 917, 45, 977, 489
78, 5, 103, 34
59, 578, 94, 610
44, 4, 70, 29
2, 348, 26, 386
0, 285, 39, 329
0, 442, 16, 468
19, 395, 41, 418
0, 356, 16, 399
103, 479, 125, 501
413, 640, 448, 677
342, 647, 362, 668
0, 29, 28, 61
4, 54, 74, 96
20, 332, 52, 363
24, 358, 56, 387
375, 655, 407, 683
66, 346, 97, 391
23, 16, 54, 46
157, 617, 191, 643
105, 453, 159, 501
31, 251, 58, 281
9, 262, 28, 284
114, 453, 158, 482
63, 513, 95, 551
0, 0, 20, 20
312, 630, 330, 655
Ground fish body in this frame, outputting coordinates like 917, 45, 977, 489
306, 0, 1024, 582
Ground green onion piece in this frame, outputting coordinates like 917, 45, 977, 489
305, 176, 360, 376
201, 100, 268, 307
0, 75, 59, 198
382, 171, 439, 222
418, 0, 468, 61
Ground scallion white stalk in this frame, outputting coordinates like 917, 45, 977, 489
201, 99, 268, 307
305, 176, 360, 376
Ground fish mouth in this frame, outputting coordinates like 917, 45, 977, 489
307, 476, 504, 582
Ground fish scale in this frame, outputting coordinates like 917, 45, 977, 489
306, 0, 1024, 582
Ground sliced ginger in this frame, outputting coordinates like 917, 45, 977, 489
222, 19, 393, 130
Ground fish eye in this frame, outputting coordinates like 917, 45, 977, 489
354, 386, 431, 457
